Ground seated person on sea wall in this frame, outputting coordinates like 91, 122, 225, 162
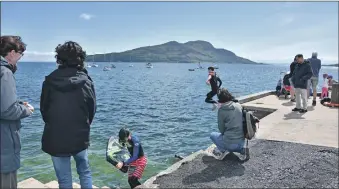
209, 88, 249, 161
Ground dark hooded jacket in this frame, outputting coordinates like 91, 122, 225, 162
40, 66, 96, 156
292, 60, 313, 89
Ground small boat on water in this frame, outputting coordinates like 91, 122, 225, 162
129, 64, 134, 67
188, 68, 195, 71
196, 62, 203, 69
103, 66, 111, 71
87, 62, 98, 68
146, 62, 153, 68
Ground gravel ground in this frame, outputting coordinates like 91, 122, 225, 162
154, 139, 339, 188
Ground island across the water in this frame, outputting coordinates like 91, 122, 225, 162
86, 40, 259, 64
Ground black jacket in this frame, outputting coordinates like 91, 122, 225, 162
210, 74, 222, 92
40, 67, 96, 156
289, 61, 297, 78
291, 61, 313, 89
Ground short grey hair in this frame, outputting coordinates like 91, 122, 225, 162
312, 52, 318, 57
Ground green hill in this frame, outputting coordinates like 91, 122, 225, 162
86, 40, 257, 64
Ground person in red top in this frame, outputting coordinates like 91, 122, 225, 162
116, 128, 147, 189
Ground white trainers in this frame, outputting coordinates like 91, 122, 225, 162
217, 151, 230, 160
212, 148, 229, 160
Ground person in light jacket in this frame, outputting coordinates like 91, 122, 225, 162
0, 36, 33, 188
209, 88, 249, 161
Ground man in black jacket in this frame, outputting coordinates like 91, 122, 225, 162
291, 54, 313, 113
40, 41, 96, 189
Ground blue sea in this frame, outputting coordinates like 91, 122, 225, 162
15, 62, 338, 188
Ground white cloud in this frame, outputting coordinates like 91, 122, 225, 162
79, 13, 94, 20
21, 51, 55, 62
241, 41, 338, 63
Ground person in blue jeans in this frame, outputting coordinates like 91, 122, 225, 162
40, 41, 96, 188
209, 88, 249, 161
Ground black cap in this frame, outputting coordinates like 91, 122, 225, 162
118, 128, 130, 143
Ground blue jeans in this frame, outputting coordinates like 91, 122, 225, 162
51, 149, 92, 189
210, 132, 245, 153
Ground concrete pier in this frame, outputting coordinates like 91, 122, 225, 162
142, 91, 339, 188
17, 177, 109, 188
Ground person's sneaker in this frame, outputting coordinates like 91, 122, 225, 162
212, 148, 222, 156
290, 98, 296, 102
212, 103, 218, 111
312, 100, 316, 106
212, 148, 229, 160
217, 151, 230, 160
239, 147, 250, 161
292, 108, 301, 112
299, 109, 308, 113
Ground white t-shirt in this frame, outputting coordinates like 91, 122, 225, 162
322, 79, 329, 88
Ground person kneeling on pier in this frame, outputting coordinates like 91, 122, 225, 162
116, 128, 147, 189
209, 88, 249, 161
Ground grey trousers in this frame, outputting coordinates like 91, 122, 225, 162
0, 171, 17, 189
295, 88, 308, 109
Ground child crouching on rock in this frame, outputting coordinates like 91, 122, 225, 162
116, 128, 147, 189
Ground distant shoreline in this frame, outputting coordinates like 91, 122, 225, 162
323, 64, 339, 67
21, 61, 268, 65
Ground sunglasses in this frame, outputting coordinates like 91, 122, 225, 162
17, 51, 24, 56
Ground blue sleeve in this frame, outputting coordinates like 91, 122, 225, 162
124, 135, 140, 165
1, 71, 31, 120
302, 64, 313, 81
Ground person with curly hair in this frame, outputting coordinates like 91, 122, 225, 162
209, 88, 249, 161
40, 41, 97, 188
0, 35, 33, 189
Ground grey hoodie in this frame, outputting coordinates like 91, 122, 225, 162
217, 101, 244, 144
308, 54, 321, 77
0, 56, 32, 173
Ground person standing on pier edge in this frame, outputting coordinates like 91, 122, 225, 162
0, 36, 33, 189
291, 54, 313, 113
307, 52, 322, 106
40, 41, 96, 189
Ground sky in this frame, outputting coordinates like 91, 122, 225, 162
1, 1, 338, 64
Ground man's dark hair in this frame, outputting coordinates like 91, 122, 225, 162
118, 128, 130, 144
208, 66, 214, 71
217, 88, 235, 103
55, 41, 86, 69
0, 36, 26, 57
296, 54, 303, 58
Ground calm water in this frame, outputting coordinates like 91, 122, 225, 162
15, 62, 338, 188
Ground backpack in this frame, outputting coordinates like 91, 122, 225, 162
242, 108, 260, 140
